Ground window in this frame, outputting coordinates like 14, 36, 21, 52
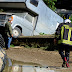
30, 0, 39, 7
0, 15, 6, 20
16, 13, 26, 18
6, 15, 12, 20
25, 13, 33, 23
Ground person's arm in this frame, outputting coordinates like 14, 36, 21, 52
8, 23, 13, 37
54, 38, 57, 45
11, 34, 13, 37
54, 23, 62, 45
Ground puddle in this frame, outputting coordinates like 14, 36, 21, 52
8, 58, 42, 66
3, 58, 44, 72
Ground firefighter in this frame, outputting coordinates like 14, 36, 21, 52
54, 19, 72, 68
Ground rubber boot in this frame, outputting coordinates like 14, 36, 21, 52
66, 57, 70, 68
62, 57, 67, 67
62, 62, 66, 67
66, 62, 70, 68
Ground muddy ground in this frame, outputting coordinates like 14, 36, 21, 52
4, 46, 72, 72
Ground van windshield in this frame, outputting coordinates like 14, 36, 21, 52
0, 15, 6, 20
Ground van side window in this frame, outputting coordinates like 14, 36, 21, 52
30, 0, 39, 7
25, 14, 33, 23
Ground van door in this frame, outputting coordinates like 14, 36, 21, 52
32, 16, 38, 36
22, 13, 38, 36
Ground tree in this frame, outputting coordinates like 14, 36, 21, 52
0, 9, 4, 12
43, 0, 57, 11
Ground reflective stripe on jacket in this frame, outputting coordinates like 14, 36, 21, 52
55, 23, 72, 46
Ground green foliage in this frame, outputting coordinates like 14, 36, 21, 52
10, 44, 15, 47
43, 0, 57, 11
70, 15, 72, 23
39, 32, 47, 35
0, 9, 4, 12
40, 46, 48, 50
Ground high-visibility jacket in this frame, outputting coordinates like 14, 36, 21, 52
55, 22, 72, 46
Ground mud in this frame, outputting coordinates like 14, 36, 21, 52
4, 47, 72, 72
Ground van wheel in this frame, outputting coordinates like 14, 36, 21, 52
13, 27, 21, 38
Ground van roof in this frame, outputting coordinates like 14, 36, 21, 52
0, 12, 14, 15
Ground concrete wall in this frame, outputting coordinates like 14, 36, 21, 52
12, 35, 55, 50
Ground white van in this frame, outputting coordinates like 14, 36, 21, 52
11, 0, 63, 38
11, 13, 38, 38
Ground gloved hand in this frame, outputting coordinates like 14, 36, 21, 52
54, 38, 57, 45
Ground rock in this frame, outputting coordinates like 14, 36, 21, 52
0, 47, 7, 72
0, 34, 5, 48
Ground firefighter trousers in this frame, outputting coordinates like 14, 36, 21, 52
58, 44, 70, 62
